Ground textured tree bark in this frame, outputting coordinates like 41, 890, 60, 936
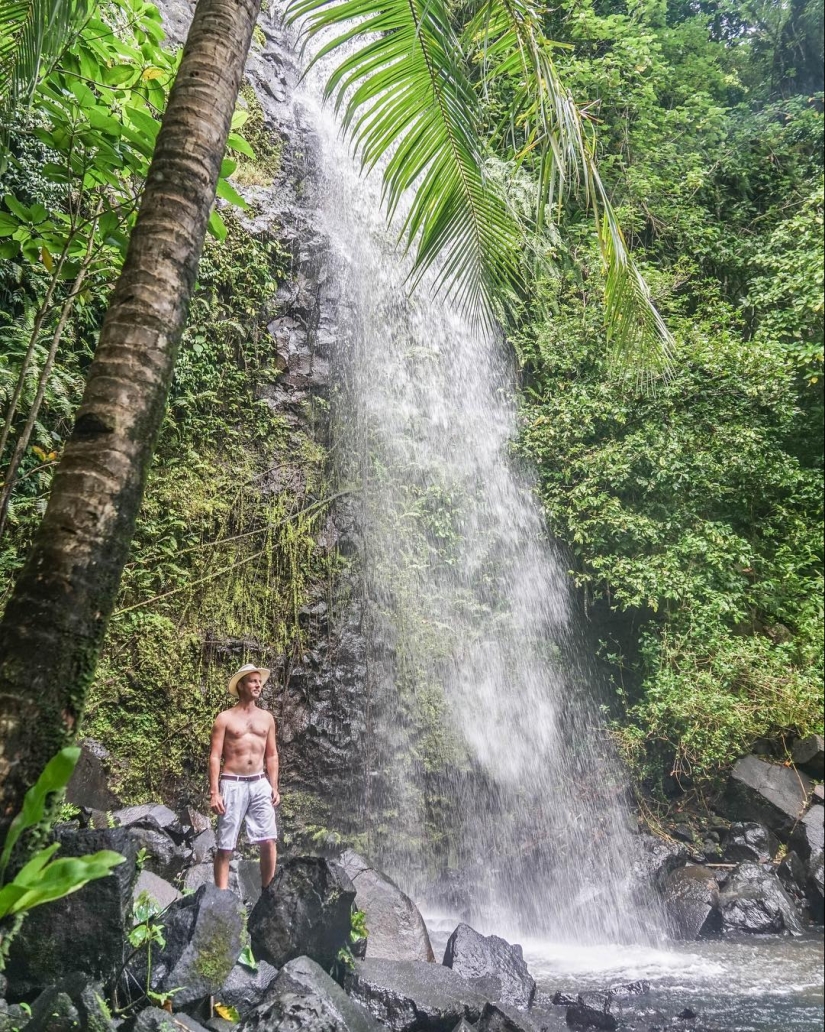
0, 0, 261, 821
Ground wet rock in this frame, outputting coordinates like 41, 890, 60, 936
565, 1001, 617, 1030
128, 825, 192, 881
113, 802, 180, 833
719, 862, 803, 935
477, 1001, 553, 1032
776, 850, 808, 902
236, 858, 265, 908
791, 735, 824, 778
719, 756, 812, 840
24, 989, 79, 1032
239, 956, 383, 1032
722, 822, 780, 863
192, 828, 217, 864
633, 835, 688, 890
451, 1021, 479, 1032
249, 856, 355, 970
23, 973, 116, 1032
345, 957, 490, 1032
813, 784, 824, 804
6, 828, 137, 995
217, 958, 279, 1017
805, 849, 824, 924
663, 866, 722, 939
0, 1001, 29, 1032
133, 869, 182, 910
443, 923, 535, 1009
145, 884, 248, 1007
338, 849, 435, 963
126, 1006, 207, 1032
608, 981, 649, 1000
65, 738, 121, 812
181, 806, 212, 836
790, 805, 825, 860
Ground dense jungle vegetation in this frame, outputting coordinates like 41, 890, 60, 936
512, 0, 824, 792
0, 0, 822, 815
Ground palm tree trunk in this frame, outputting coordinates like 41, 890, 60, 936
0, 0, 261, 822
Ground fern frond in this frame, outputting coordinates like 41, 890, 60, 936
0, 0, 92, 116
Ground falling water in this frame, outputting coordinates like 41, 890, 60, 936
265, 10, 667, 945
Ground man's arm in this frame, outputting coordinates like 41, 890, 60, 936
209, 715, 226, 815
265, 715, 280, 806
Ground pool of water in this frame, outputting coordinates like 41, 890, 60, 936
424, 913, 825, 1031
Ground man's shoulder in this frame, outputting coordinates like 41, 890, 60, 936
213, 707, 235, 725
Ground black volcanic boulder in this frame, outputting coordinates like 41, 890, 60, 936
338, 849, 435, 963
6, 827, 137, 995
806, 850, 824, 924
777, 851, 809, 904
24, 974, 116, 1032
127, 825, 192, 881
790, 806, 825, 861
722, 823, 779, 863
443, 923, 535, 1009
719, 756, 811, 840
218, 959, 279, 1018
632, 835, 688, 891
663, 866, 721, 939
478, 1000, 561, 1032
65, 738, 121, 811
141, 884, 248, 1007
792, 734, 824, 778
249, 856, 355, 970
345, 957, 490, 1032
719, 863, 803, 935
564, 1001, 617, 1030
239, 956, 383, 1032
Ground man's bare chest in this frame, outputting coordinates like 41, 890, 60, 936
225, 718, 269, 741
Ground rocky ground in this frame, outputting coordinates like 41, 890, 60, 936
0, 735, 821, 1032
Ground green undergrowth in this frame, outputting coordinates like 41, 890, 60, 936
512, 0, 824, 795
84, 213, 337, 802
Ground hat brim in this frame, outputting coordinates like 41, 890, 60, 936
228, 667, 271, 697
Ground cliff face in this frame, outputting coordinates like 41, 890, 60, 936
84, 0, 370, 851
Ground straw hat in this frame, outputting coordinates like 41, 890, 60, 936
228, 663, 271, 698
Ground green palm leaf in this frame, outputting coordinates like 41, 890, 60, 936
286, 0, 523, 322
464, 0, 673, 374
0, 0, 92, 117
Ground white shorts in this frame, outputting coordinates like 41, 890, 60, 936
216, 776, 278, 851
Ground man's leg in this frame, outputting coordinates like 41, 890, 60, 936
214, 848, 233, 889
260, 838, 277, 888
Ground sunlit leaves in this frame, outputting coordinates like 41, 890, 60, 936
0, 746, 125, 921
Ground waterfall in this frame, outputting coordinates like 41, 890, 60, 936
259, 9, 667, 946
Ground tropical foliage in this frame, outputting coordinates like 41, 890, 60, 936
0, 747, 124, 963
514, 0, 823, 790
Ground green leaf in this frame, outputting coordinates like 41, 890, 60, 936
227, 133, 255, 159
238, 943, 258, 971
0, 211, 20, 235
215, 177, 249, 210
0, 747, 80, 881
0, 0, 93, 126
208, 209, 227, 241
286, 0, 522, 322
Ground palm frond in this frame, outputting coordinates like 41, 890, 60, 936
286, 0, 523, 322
464, 0, 673, 374
0, 0, 92, 115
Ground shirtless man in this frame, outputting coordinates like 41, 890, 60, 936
209, 663, 280, 890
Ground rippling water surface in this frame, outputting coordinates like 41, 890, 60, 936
426, 913, 824, 1031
